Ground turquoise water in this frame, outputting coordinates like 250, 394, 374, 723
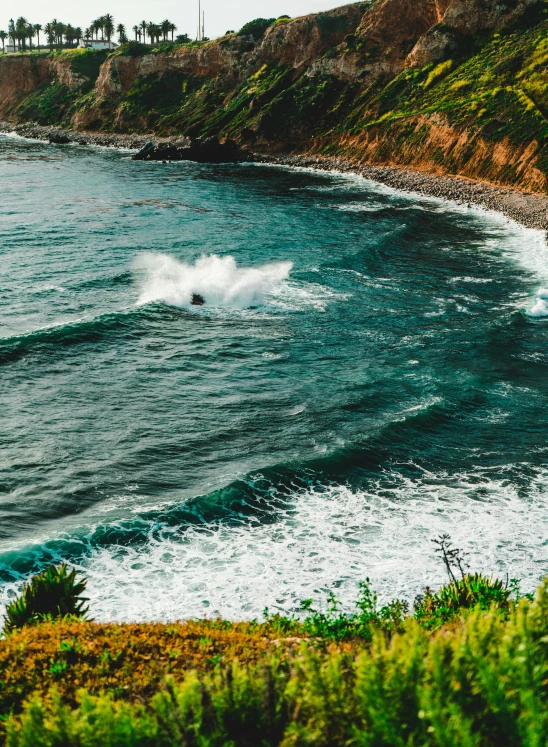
1, 132, 548, 621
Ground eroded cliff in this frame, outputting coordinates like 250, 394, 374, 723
0, 0, 546, 191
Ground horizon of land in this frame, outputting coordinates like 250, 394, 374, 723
1, 0, 546, 199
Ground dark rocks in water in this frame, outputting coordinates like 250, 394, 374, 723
48, 133, 71, 145
132, 141, 156, 160
191, 293, 205, 306
131, 136, 253, 164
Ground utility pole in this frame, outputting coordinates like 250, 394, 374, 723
197, 0, 201, 41
202, 10, 205, 41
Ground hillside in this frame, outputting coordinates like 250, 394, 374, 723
0, 0, 547, 191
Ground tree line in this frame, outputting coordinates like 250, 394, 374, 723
0, 15, 186, 52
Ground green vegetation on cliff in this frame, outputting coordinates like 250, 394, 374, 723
2, 0, 547, 188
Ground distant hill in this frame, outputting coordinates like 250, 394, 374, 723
1, 0, 546, 191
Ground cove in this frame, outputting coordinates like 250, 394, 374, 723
1, 132, 547, 621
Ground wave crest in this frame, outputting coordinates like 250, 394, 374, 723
529, 288, 548, 317
133, 252, 293, 309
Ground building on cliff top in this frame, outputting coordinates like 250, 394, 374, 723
79, 39, 118, 50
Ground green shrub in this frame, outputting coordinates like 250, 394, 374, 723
5, 582, 548, 746
264, 535, 519, 640
297, 580, 409, 641
423, 59, 454, 89
413, 534, 520, 629
237, 18, 275, 41
114, 41, 149, 57
3, 564, 88, 634
414, 572, 518, 629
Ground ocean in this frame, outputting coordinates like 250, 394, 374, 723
1, 131, 547, 621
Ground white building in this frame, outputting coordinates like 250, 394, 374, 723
78, 39, 118, 50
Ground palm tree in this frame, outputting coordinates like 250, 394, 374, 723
132, 24, 139, 41
140, 20, 147, 44
54, 21, 65, 47
75, 27, 82, 45
33, 23, 42, 48
0, 31, 6, 53
15, 17, 28, 50
66, 24, 78, 47
161, 19, 170, 41
44, 22, 55, 50
103, 14, 114, 42
49, 18, 59, 47
94, 17, 104, 39
116, 23, 127, 43
169, 22, 177, 41
150, 23, 162, 43
27, 23, 35, 49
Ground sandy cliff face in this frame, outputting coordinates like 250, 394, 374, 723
407, 0, 539, 66
92, 3, 365, 100
355, 0, 453, 72
309, 114, 547, 193
94, 41, 249, 99
0, 57, 51, 109
251, 4, 365, 70
0, 0, 545, 192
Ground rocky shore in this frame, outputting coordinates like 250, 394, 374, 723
0, 121, 155, 149
269, 155, 548, 232
2, 121, 548, 230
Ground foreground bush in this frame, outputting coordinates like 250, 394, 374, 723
0, 540, 537, 745
3, 564, 88, 634
5, 578, 548, 746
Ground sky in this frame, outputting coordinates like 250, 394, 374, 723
2, 0, 343, 40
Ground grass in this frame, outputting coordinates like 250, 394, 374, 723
0, 536, 541, 744
2, 581, 548, 745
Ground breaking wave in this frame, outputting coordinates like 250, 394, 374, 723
1, 463, 547, 622
134, 252, 293, 309
529, 288, 548, 317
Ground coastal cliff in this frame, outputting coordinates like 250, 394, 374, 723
1, 0, 547, 191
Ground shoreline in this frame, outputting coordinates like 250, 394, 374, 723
3, 121, 548, 230
268, 154, 548, 232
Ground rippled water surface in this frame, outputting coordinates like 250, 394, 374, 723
1, 132, 548, 620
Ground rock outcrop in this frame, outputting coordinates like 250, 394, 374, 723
0, 0, 545, 192
132, 136, 253, 162
407, 0, 539, 66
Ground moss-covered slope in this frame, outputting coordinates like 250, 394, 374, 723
1, 0, 547, 190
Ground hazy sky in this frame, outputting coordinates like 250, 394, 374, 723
2, 0, 342, 40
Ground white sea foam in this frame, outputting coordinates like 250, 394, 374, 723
529, 288, 548, 317
134, 252, 293, 310
83, 469, 548, 621
0, 130, 47, 144
2, 467, 544, 623
258, 162, 548, 317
